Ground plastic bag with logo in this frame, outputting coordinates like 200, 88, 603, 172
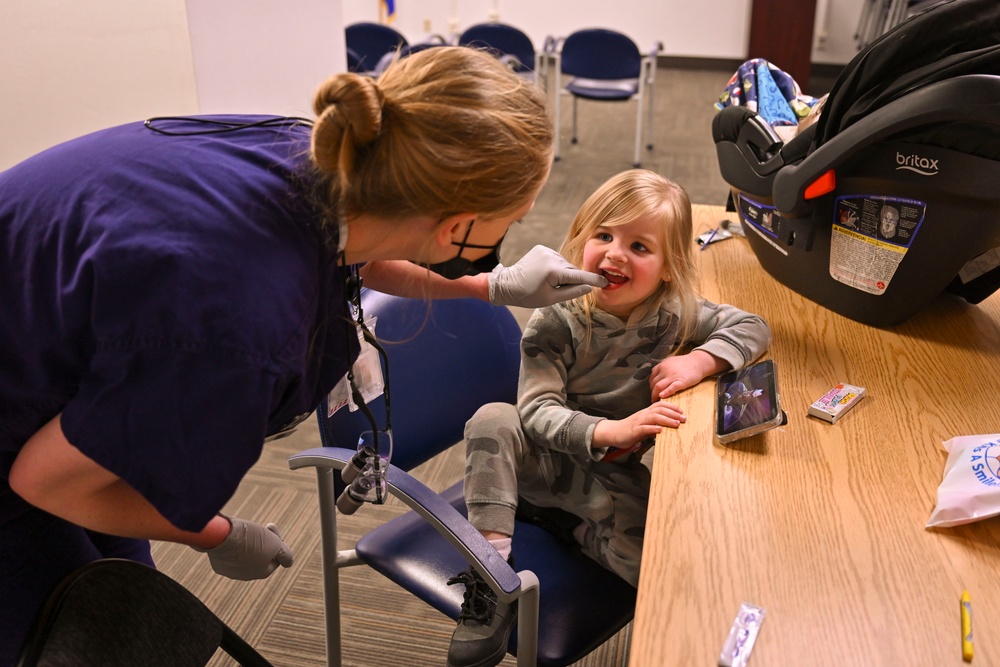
926, 434, 1000, 528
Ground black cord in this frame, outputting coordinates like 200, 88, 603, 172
343, 268, 392, 505
143, 115, 313, 136
357, 323, 392, 436
343, 268, 392, 458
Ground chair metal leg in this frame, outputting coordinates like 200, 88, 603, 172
553, 65, 562, 161
515, 570, 540, 667
571, 97, 579, 144
646, 77, 656, 151
316, 468, 343, 667
633, 67, 649, 167
633, 92, 643, 167
534, 52, 547, 92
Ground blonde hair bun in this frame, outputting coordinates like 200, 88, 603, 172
309, 46, 552, 223
311, 73, 385, 176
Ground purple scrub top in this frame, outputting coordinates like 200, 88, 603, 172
0, 116, 357, 532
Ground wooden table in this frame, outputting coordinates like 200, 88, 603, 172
630, 204, 1000, 667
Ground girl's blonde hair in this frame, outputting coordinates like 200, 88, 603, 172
559, 169, 700, 348
310, 46, 552, 223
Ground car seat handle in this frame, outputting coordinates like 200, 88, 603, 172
773, 74, 1000, 219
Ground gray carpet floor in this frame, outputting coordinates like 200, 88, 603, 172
150, 62, 834, 667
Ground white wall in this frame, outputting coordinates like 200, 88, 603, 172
812, 0, 867, 65
343, 0, 866, 64
0, 0, 344, 171
0, 0, 198, 170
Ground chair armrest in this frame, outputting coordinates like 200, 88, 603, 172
288, 447, 522, 601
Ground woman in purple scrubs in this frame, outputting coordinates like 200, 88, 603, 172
0, 46, 604, 663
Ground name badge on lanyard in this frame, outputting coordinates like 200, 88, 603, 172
327, 316, 385, 417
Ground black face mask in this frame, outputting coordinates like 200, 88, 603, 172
421, 220, 505, 279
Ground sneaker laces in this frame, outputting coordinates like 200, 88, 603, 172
447, 569, 496, 624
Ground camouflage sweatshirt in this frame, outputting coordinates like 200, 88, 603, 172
517, 294, 771, 466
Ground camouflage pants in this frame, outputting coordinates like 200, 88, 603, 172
463, 402, 650, 587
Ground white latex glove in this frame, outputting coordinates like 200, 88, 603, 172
488, 245, 608, 308
204, 515, 294, 581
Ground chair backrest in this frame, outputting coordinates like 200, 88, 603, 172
346, 47, 362, 73
560, 29, 641, 80
16, 559, 272, 667
345, 22, 408, 73
317, 291, 522, 473
302, 293, 636, 667
371, 39, 450, 75
459, 23, 536, 73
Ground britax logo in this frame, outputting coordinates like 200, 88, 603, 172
896, 151, 939, 176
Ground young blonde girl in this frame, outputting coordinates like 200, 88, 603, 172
446, 169, 771, 667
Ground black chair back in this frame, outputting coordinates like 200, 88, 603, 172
17, 559, 273, 667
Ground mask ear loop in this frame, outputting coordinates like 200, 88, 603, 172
449, 219, 476, 258
421, 219, 506, 278
451, 220, 507, 269
449, 219, 509, 252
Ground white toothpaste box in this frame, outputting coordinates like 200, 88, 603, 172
808, 383, 866, 424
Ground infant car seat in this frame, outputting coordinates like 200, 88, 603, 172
713, 0, 1000, 327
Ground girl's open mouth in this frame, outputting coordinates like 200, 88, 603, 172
600, 268, 629, 288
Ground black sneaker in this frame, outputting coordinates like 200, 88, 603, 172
446, 559, 517, 667
515, 496, 583, 546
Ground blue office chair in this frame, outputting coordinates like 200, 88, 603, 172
371, 38, 449, 75
289, 291, 637, 667
345, 22, 408, 75
16, 559, 273, 667
459, 23, 540, 82
549, 29, 663, 167
346, 47, 362, 74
